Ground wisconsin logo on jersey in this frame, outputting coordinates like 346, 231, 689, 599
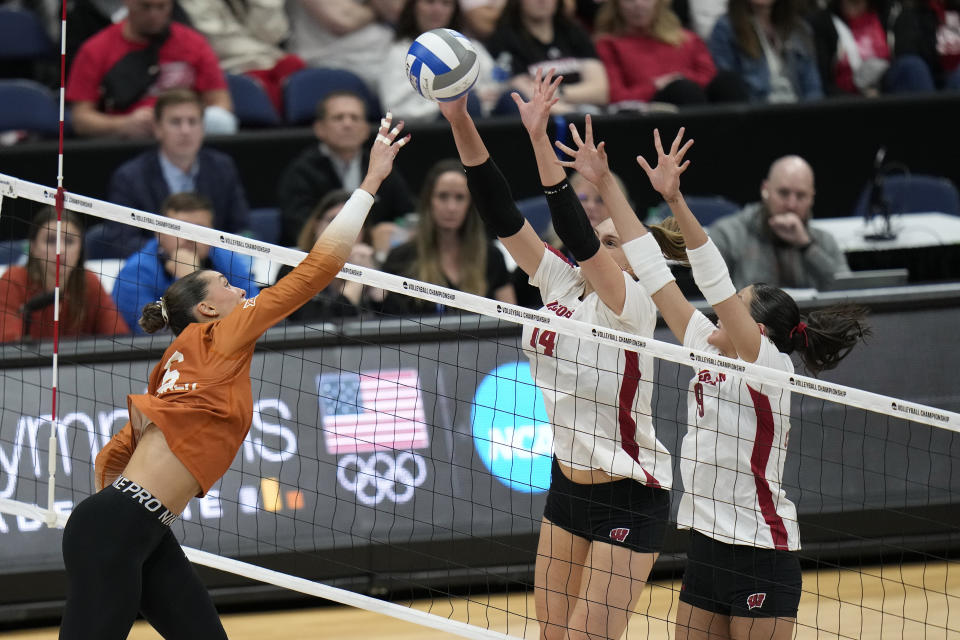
746, 592, 767, 610
609, 527, 630, 543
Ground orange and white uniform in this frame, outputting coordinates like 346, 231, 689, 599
96, 190, 373, 494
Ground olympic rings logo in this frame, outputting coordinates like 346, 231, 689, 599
336, 452, 428, 506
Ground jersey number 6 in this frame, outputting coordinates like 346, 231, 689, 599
530, 328, 556, 357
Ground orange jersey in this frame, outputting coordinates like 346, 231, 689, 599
95, 245, 347, 495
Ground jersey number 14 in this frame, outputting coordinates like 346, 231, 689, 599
529, 328, 556, 356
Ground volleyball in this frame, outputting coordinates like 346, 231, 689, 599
405, 28, 480, 102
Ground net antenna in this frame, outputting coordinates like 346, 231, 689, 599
40, 0, 71, 528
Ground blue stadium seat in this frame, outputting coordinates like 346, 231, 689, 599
650, 195, 740, 226
226, 74, 280, 128
0, 79, 59, 137
0, 7, 54, 59
853, 174, 960, 217
0, 239, 28, 266
248, 207, 281, 245
515, 195, 552, 238
284, 68, 382, 125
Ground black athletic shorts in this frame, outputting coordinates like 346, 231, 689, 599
679, 530, 802, 618
542, 457, 670, 553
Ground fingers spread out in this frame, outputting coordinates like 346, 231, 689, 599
376, 112, 410, 151
568, 122, 585, 148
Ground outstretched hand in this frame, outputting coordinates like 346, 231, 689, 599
636, 128, 693, 202
365, 112, 411, 186
554, 114, 610, 185
512, 68, 563, 138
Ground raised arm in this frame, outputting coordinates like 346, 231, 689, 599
215, 116, 410, 351
514, 70, 626, 314
640, 129, 763, 362
557, 117, 696, 341
438, 96, 544, 277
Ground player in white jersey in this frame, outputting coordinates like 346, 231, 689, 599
439, 70, 684, 640
556, 120, 869, 639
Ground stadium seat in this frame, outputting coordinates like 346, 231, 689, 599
284, 68, 382, 126
226, 74, 280, 128
650, 194, 740, 226
853, 174, 960, 217
515, 195, 552, 239
0, 239, 28, 266
0, 7, 55, 59
248, 207, 281, 245
0, 79, 59, 137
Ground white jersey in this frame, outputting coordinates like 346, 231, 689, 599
521, 249, 672, 488
677, 310, 800, 551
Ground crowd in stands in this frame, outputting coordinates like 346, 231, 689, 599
1, 0, 958, 341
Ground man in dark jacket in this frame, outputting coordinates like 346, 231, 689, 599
88, 89, 250, 259
277, 90, 414, 251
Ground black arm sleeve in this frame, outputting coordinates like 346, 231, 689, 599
463, 158, 525, 238
544, 179, 600, 262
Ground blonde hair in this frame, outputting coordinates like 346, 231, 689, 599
594, 0, 685, 46
411, 160, 488, 296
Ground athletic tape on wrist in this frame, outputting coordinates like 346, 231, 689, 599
686, 239, 737, 305
463, 159, 525, 238
623, 234, 675, 295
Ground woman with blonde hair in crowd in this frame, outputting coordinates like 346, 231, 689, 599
0, 207, 129, 342
381, 158, 516, 315
595, 0, 749, 106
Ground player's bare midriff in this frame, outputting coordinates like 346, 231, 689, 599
121, 406, 201, 514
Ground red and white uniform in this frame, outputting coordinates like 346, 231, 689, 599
522, 249, 673, 488
677, 310, 800, 550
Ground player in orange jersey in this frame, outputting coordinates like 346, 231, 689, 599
58, 115, 410, 640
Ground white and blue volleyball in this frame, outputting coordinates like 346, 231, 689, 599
406, 28, 480, 102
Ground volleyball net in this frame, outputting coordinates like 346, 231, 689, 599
1, 172, 959, 638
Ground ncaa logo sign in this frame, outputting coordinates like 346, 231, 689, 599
471, 362, 552, 493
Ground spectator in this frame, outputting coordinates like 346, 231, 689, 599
64, 0, 194, 75
381, 158, 516, 315
687, 0, 728, 40
460, 0, 507, 38
277, 90, 415, 252
900, 0, 960, 89
708, 155, 849, 290
273, 190, 383, 321
0, 208, 129, 342
65, 0, 237, 138
708, 0, 823, 103
177, 0, 306, 114
112, 193, 259, 333
286, 0, 396, 89
486, 0, 609, 113
380, 0, 500, 120
88, 89, 251, 260
594, 0, 748, 106
809, 0, 936, 96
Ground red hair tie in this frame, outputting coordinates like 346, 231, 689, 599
789, 321, 809, 346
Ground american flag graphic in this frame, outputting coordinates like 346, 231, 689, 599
317, 369, 430, 454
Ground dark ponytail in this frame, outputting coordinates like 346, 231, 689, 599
138, 270, 211, 335
647, 216, 688, 263
748, 283, 870, 376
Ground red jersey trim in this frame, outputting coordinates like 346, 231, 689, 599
618, 350, 661, 488
747, 385, 789, 550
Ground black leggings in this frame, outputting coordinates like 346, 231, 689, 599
59, 479, 227, 640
